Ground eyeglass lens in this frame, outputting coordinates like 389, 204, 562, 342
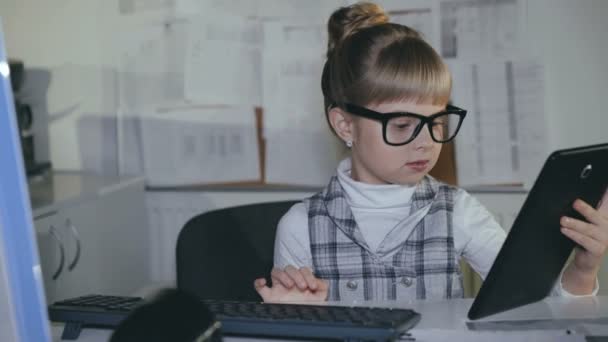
385, 113, 461, 144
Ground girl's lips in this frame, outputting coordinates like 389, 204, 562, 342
406, 160, 429, 171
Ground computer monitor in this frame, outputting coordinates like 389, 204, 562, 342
0, 22, 52, 341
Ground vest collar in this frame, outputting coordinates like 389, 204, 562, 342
321, 174, 440, 251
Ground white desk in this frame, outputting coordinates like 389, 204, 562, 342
51, 296, 608, 341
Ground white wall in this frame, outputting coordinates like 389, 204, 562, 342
0, 1, 166, 171
526, 0, 608, 150
0, 0, 606, 172
1, 0, 606, 192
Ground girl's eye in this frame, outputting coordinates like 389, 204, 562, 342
390, 118, 417, 128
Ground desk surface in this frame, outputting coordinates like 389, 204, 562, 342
51, 296, 608, 341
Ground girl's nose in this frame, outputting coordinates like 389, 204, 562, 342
412, 124, 434, 149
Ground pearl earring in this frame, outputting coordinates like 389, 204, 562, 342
346, 140, 353, 148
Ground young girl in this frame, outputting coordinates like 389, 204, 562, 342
254, 2, 608, 302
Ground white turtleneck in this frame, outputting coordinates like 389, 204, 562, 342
274, 158, 597, 297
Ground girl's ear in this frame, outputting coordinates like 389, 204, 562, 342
328, 107, 354, 143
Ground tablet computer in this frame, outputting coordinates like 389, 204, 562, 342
468, 143, 608, 320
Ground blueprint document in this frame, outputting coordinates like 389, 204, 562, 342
370, 0, 440, 48
139, 106, 260, 186
262, 18, 343, 186
184, 12, 262, 106
449, 59, 548, 188
440, 0, 524, 59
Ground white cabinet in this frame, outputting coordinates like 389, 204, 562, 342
31, 172, 151, 304
34, 210, 65, 303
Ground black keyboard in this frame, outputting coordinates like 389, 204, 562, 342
49, 294, 421, 341
49, 295, 144, 340
205, 300, 420, 341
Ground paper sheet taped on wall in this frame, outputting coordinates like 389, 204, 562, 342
265, 127, 345, 186
184, 12, 262, 106
262, 49, 326, 130
367, 0, 439, 48
118, 0, 175, 15
261, 19, 344, 186
177, 0, 349, 20
256, 0, 349, 20
140, 106, 260, 186
449, 59, 548, 188
175, 0, 259, 18
118, 20, 188, 112
440, 0, 522, 59
262, 20, 327, 130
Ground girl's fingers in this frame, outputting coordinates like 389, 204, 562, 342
253, 278, 266, 289
561, 216, 607, 243
285, 265, 308, 290
573, 199, 604, 226
562, 227, 605, 257
271, 267, 295, 288
300, 267, 318, 290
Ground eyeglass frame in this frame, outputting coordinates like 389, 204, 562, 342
342, 103, 467, 146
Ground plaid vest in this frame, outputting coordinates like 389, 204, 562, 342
305, 175, 463, 301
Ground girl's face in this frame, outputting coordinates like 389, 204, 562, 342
350, 101, 445, 185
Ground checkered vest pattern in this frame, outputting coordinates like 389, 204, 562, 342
305, 175, 463, 301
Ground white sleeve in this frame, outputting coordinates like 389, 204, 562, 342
454, 189, 599, 297
273, 202, 314, 269
551, 267, 599, 297
453, 189, 506, 280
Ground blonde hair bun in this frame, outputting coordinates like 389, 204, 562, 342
321, 1, 450, 136
327, 2, 389, 58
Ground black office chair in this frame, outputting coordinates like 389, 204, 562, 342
176, 200, 299, 302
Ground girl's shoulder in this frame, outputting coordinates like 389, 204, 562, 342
425, 176, 480, 208
277, 201, 309, 231
426, 175, 463, 195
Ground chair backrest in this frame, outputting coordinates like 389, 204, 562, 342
176, 200, 298, 301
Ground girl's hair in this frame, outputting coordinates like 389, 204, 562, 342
322, 2, 451, 131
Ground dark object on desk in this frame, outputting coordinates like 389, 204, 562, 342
8, 59, 52, 176
468, 143, 608, 320
49, 294, 143, 340
176, 200, 298, 301
110, 289, 221, 342
50, 290, 222, 341
50, 293, 420, 341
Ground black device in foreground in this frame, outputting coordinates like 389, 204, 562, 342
468, 143, 608, 320
50, 294, 420, 341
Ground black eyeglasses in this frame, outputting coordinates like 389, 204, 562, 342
343, 103, 467, 146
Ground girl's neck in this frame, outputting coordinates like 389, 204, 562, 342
348, 153, 386, 184
349, 156, 419, 186
337, 158, 417, 208
350, 164, 387, 184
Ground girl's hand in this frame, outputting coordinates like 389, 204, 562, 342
254, 266, 328, 303
561, 190, 608, 294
